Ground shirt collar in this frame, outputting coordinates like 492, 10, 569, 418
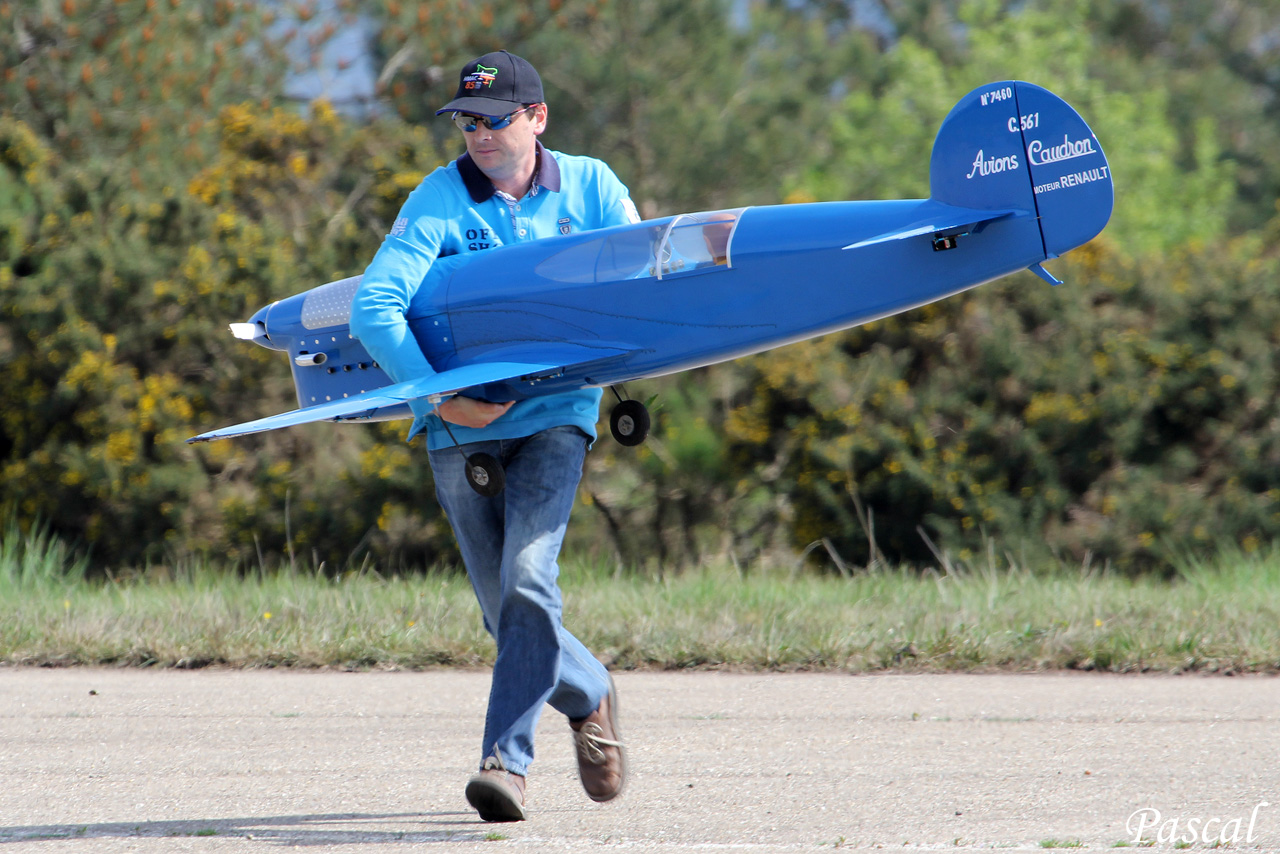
457, 141, 562, 203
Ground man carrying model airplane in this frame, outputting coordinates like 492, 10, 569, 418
349, 49, 638, 824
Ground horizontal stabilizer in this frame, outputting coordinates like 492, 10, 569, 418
842, 206, 1026, 251
187, 360, 561, 443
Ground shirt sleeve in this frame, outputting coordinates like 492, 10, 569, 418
350, 177, 452, 421
595, 162, 642, 228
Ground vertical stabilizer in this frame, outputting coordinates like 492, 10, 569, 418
930, 81, 1113, 259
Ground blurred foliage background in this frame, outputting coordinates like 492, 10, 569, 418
3, 0, 1279, 574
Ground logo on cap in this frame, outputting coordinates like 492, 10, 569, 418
463, 63, 498, 90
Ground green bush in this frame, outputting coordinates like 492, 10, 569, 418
719, 232, 1280, 569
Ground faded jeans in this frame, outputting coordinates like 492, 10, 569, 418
428, 425, 609, 776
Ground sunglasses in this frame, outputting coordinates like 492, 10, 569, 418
451, 105, 537, 133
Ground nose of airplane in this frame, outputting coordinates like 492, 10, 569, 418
228, 303, 286, 351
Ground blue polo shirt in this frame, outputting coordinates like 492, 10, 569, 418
351, 142, 639, 449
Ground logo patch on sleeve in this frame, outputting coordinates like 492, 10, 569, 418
390, 217, 408, 237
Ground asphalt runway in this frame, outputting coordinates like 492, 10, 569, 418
1, 669, 1276, 852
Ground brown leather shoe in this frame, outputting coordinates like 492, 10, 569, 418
465, 753, 526, 822
569, 675, 626, 802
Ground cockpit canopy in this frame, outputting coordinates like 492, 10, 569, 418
535, 208, 745, 284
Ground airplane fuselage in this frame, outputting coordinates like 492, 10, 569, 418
413, 198, 1045, 402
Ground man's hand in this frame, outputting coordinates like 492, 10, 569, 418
436, 396, 514, 428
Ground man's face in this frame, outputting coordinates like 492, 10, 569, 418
460, 103, 547, 186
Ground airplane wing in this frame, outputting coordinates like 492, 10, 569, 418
841, 205, 1028, 250
186, 360, 563, 444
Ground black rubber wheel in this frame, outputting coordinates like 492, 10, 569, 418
610, 399, 650, 447
465, 452, 505, 496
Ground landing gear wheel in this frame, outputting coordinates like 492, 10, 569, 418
465, 452, 505, 496
610, 399, 650, 447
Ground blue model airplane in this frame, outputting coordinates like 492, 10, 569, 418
189, 80, 1113, 496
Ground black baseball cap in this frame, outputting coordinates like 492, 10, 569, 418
435, 50, 544, 118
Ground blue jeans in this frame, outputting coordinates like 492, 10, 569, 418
428, 425, 609, 776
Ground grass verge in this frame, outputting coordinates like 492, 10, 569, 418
3, 522, 1279, 672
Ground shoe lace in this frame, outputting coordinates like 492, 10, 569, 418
482, 746, 508, 773
573, 722, 624, 766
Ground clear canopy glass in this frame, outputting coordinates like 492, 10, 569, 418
535, 208, 745, 284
